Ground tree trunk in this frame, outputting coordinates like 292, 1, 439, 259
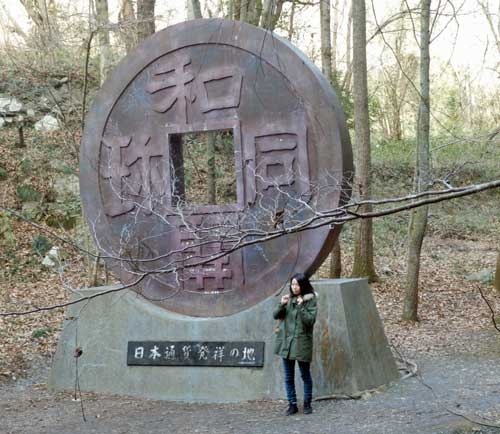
234, 0, 241, 20
95, 0, 112, 86
320, 0, 333, 83
329, 239, 342, 278
321, 0, 343, 277
331, 0, 340, 70
403, 0, 431, 322
137, 0, 155, 42
261, 0, 285, 30
495, 249, 500, 293
240, 0, 250, 22
118, 0, 136, 54
250, 0, 263, 26
193, 0, 202, 18
207, 133, 217, 205
342, 4, 353, 91
187, 0, 202, 19
17, 126, 25, 148
351, 0, 377, 283
288, 0, 296, 40
0, 2, 28, 40
379, 15, 417, 142
19, 0, 46, 30
20, 0, 56, 62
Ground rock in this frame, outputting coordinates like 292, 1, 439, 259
0, 97, 10, 111
0, 97, 10, 112
39, 96, 51, 110
465, 269, 494, 284
34, 114, 60, 132
381, 265, 392, 275
26, 108, 35, 118
0, 97, 23, 113
9, 98, 22, 112
42, 246, 62, 269
0, 118, 4, 128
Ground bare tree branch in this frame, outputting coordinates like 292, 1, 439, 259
1, 179, 499, 317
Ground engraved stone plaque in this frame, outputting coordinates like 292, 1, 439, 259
127, 341, 265, 367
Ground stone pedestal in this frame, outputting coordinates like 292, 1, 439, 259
49, 279, 398, 402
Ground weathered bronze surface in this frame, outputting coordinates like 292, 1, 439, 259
80, 19, 353, 317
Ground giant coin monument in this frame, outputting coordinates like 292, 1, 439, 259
80, 18, 353, 316
51, 19, 398, 401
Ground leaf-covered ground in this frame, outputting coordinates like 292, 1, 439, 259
1, 126, 499, 392
1, 222, 499, 382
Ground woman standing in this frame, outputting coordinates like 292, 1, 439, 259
273, 273, 318, 415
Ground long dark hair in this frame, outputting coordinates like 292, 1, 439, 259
289, 272, 314, 296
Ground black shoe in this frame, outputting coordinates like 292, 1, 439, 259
303, 400, 313, 414
286, 403, 298, 416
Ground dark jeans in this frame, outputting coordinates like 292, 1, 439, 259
282, 358, 313, 404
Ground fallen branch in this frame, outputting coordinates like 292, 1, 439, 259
477, 286, 500, 333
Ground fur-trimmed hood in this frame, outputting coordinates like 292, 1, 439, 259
291, 292, 318, 303
303, 292, 318, 301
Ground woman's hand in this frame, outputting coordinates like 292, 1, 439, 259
281, 294, 290, 305
296, 296, 303, 305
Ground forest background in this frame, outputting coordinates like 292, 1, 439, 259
0, 0, 499, 386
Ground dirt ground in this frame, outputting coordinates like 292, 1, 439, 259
1, 328, 500, 434
2, 236, 500, 434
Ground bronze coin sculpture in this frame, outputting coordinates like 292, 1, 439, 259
80, 19, 353, 317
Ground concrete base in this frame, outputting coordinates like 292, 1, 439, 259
49, 278, 399, 402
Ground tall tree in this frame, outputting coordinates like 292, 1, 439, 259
403, 0, 431, 321
331, 0, 340, 70
287, 0, 296, 40
231, 0, 284, 31
137, 0, 155, 42
342, 4, 353, 92
378, 29, 418, 141
239, 0, 251, 23
207, 134, 217, 205
478, 1, 500, 60
118, 0, 137, 54
95, 0, 112, 85
233, 0, 241, 20
19, 0, 52, 31
319, 0, 342, 278
478, 1, 500, 110
261, 0, 286, 31
495, 247, 500, 293
350, 0, 378, 282
1, 2, 27, 40
187, 0, 203, 19
329, 241, 342, 278
19, 0, 57, 62
320, 0, 333, 83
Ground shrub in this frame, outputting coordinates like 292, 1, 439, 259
31, 235, 53, 257
16, 185, 41, 202
0, 213, 16, 249
0, 165, 7, 181
32, 327, 52, 339
19, 158, 33, 176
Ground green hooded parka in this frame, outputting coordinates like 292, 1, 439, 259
273, 293, 317, 362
